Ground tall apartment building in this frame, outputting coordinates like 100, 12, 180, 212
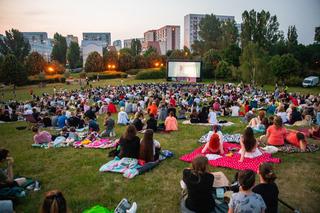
143, 26, 180, 55
123, 38, 145, 49
184, 14, 235, 50
66, 35, 78, 47
81, 32, 111, 65
22, 32, 53, 61
113, 40, 122, 51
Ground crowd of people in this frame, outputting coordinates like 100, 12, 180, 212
0, 81, 319, 212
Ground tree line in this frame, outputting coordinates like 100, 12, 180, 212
0, 9, 319, 86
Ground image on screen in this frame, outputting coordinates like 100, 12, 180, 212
168, 61, 201, 78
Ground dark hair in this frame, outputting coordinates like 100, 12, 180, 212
123, 124, 137, 140
169, 111, 174, 117
296, 132, 306, 141
274, 116, 283, 128
191, 155, 208, 177
139, 129, 154, 162
259, 163, 277, 183
0, 149, 9, 161
32, 126, 39, 133
212, 125, 219, 133
243, 127, 256, 152
106, 112, 111, 116
238, 169, 255, 190
40, 190, 67, 213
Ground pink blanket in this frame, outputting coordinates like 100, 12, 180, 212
180, 143, 280, 172
74, 138, 117, 149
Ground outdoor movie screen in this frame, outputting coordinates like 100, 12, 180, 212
167, 61, 201, 78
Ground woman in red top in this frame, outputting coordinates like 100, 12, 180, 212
285, 131, 307, 151
107, 102, 117, 113
266, 116, 286, 146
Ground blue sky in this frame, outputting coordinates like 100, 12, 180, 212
0, 0, 319, 45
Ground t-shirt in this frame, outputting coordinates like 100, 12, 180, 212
105, 118, 115, 131
253, 183, 279, 213
230, 106, 240, 116
267, 125, 286, 146
285, 131, 300, 147
34, 131, 52, 144
89, 120, 100, 132
208, 111, 218, 124
183, 169, 215, 213
119, 136, 140, 159
229, 192, 266, 213
57, 115, 67, 128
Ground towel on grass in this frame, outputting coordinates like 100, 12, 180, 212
74, 138, 117, 149
180, 143, 280, 172
99, 150, 173, 179
182, 120, 234, 126
199, 133, 241, 144
276, 143, 319, 153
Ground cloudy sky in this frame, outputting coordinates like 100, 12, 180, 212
0, 0, 319, 45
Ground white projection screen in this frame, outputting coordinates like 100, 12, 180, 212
167, 61, 201, 78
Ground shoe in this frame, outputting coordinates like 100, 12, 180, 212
34, 181, 41, 191
114, 198, 131, 213
26, 183, 35, 190
126, 202, 137, 213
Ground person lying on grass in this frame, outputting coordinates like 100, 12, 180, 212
285, 130, 308, 151
228, 169, 266, 213
202, 125, 224, 155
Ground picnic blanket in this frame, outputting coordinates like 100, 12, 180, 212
32, 143, 69, 149
276, 143, 319, 153
199, 133, 241, 144
99, 150, 173, 179
182, 120, 234, 126
180, 143, 280, 172
74, 138, 117, 149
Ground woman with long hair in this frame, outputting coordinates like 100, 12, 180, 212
139, 129, 161, 163
202, 125, 224, 155
119, 125, 140, 159
252, 163, 279, 213
239, 127, 262, 162
40, 190, 67, 213
182, 156, 215, 213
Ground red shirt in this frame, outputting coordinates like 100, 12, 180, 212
285, 131, 299, 147
267, 125, 286, 146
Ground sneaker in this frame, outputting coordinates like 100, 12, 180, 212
114, 198, 131, 213
126, 202, 137, 213
26, 183, 35, 190
34, 181, 41, 191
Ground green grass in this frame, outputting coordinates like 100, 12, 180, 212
0, 78, 319, 212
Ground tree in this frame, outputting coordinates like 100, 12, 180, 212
269, 53, 300, 83
67, 41, 80, 69
143, 47, 158, 57
131, 39, 142, 56
135, 55, 148, 69
222, 44, 241, 67
221, 19, 239, 49
84, 52, 104, 72
216, 60, 231, 78
191, 40, 207, 56
197, 14, 222, 51
0, 29, 30, 62
103, 50, 119, 70
202, 49, 221, 78
239, 42, 270, 85
287, 25, 298, 47
25, 52, 47, 75
51, 33, 67, 65
1, 54, 27, 85
119, 52, 135, 71
241, 10, 282, 50
314, 26, 320, 43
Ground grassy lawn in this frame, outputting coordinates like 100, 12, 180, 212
0, 78, 319, 212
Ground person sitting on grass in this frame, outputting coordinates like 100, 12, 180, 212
208, 108, 218, 125
190, 109, 199, 123
32, 126, 52, 144
146, 113, 157, 132
132, 112, 145, 131
253, 163, 279, 213
119, 125, 140, 159
228, 170, 266, 213
202, 125, 224, 155
198, 106, 209, 123
117, 107, 129, 125
264, 116, 286, 146
165, 111, 178, 131
182, 156, 215, 213
100, 112, 115, 138
285, 130, 308, 151
85, 117, 99, 132
40, 190, 67, 213
139, 129, 161, 163
239, 127, 262, 163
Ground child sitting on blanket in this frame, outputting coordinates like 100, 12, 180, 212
100, 112, 115, 138
202, 125, 224, 155
285, 130, 308, 151
239, 127, 262, 162
228, 170, 266, 213
32, 126, 52, 144
65, 127, 79, 145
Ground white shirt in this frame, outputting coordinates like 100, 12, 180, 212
277, 112, 288, 123
208, 111, 218, 124
117, 111, 129, 124
230, 106, 240, 116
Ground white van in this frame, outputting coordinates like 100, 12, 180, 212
302, 76, 319, 87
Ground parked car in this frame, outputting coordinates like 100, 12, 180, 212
302, 76, 319, 87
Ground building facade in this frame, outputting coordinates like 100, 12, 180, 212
184, 14, 235, 50
123, 38, 144, 49
81, 32, 111, 65
113, 40, 122, 51
22, 32, 53, 61
66, 35, 78, 47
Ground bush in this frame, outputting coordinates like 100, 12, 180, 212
286, 76, 303, 86
127, 68, 160, 75
79, 71, 87, 79
135, 69, 165, 79
27, 74, 65, 85
87, 71, 127, 80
